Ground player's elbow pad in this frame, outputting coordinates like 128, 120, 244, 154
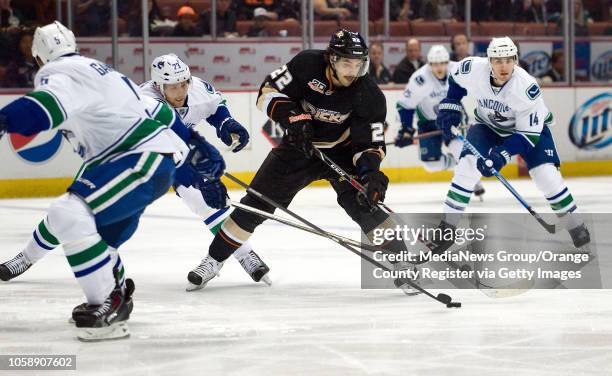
1, 97, 53, 136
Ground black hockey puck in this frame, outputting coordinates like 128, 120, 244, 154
446, 302, 462, 308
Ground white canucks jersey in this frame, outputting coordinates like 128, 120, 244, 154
139, 77, 225, 128
31, 55, 187, 167
451, 57, 552, 147
397, 61, 459, 122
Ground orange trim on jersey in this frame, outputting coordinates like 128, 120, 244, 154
219, 230, 242, 248
269, 98, 294, 119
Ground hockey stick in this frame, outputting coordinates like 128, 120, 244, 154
385, 130, 442, 146
230, 200, 391, 254
451, 129, 556, 234
313, 148, 394, 214
224, 173, 460, 308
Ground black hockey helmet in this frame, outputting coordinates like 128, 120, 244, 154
327, 29, 369, 77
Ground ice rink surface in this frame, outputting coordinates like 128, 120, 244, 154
1, 177, 611, 375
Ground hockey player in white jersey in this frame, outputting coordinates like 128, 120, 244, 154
436, 36, 589, 249
394, 45, 484, 198
0, 22, 227, 341
139, 54, 271, 289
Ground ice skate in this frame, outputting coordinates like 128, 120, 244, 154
74, 283, 132, 342
71, 278, 134, 324
237, 250, 271, 286
186, 255, 224, 291
474, 182, 485, 201
568, 223, 590, 249
393, 262, 421, 296
0, 252, 32, 281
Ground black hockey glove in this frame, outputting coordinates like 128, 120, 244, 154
284, 112, 315, 159
360, 170, 389, 205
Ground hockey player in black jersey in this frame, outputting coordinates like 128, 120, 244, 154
186, 30, 415, 291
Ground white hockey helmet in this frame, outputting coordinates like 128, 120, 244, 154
486, 36, 518, 60
427, 45, 450, 64
31, 21, 77, 65
151, 54, 191, 92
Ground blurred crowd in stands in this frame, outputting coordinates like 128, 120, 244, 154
0, 0, 610, 87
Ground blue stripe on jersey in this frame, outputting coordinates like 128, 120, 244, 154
1, 97, 52, 136
547, 187, 568, 201
33, 230, 55, 251
451, 183, 473, 194
204, 206, 229, 225
74, 254, 111, 278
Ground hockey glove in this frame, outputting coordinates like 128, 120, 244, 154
360, 170, 389, 205
0, 113, 6, 140
476, 146, 511, 177
216, 117, 250, 152
196, 177, 228, 209
284, 112, 315, 159
187, 131, 226, 181
394, 126, 415, 147
436, 98, 463, 144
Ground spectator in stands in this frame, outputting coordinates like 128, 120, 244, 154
3, 29, 36, 87
369, 0, 419, 21
236, 0, 279, 21
247, 7, 272, 37
418, 0, 458, 21
450, 33, 469, 61
392, 38, 424, 84
77, 0, 112, 36
313, 0, 357, 21
489, 0, 517, 21
554, 0, 593, 36
128, 0, 166, 37
276, 0, 300, 21
200, 0, 238, 37
0, 0, 23, 30
368, 42, 392, 85
173, 5, 200, 36
517, 0, 548, 24
541, 49, 564, 83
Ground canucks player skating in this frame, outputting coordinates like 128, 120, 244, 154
0, 22, 226, 341
141, 54, 271, 289
394, 45, 484, 198
0, 53, 271, 289
436, 36, 590, 248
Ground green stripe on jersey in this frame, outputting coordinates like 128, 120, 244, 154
88, 153, 159, 210
26, 91, 66, 128
416, 106, 429, 122
87, 118, 166, 169
38, 220, 59, 245
447, 190, 470, 204
154, 103, 176, 126
544, 112, 554, 124
67, 240, 107, 267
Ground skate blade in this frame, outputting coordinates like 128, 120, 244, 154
77, 322, 130, 342
260, 274, 272, 286
401, 288, 422, 296
186, 282, 207, 292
